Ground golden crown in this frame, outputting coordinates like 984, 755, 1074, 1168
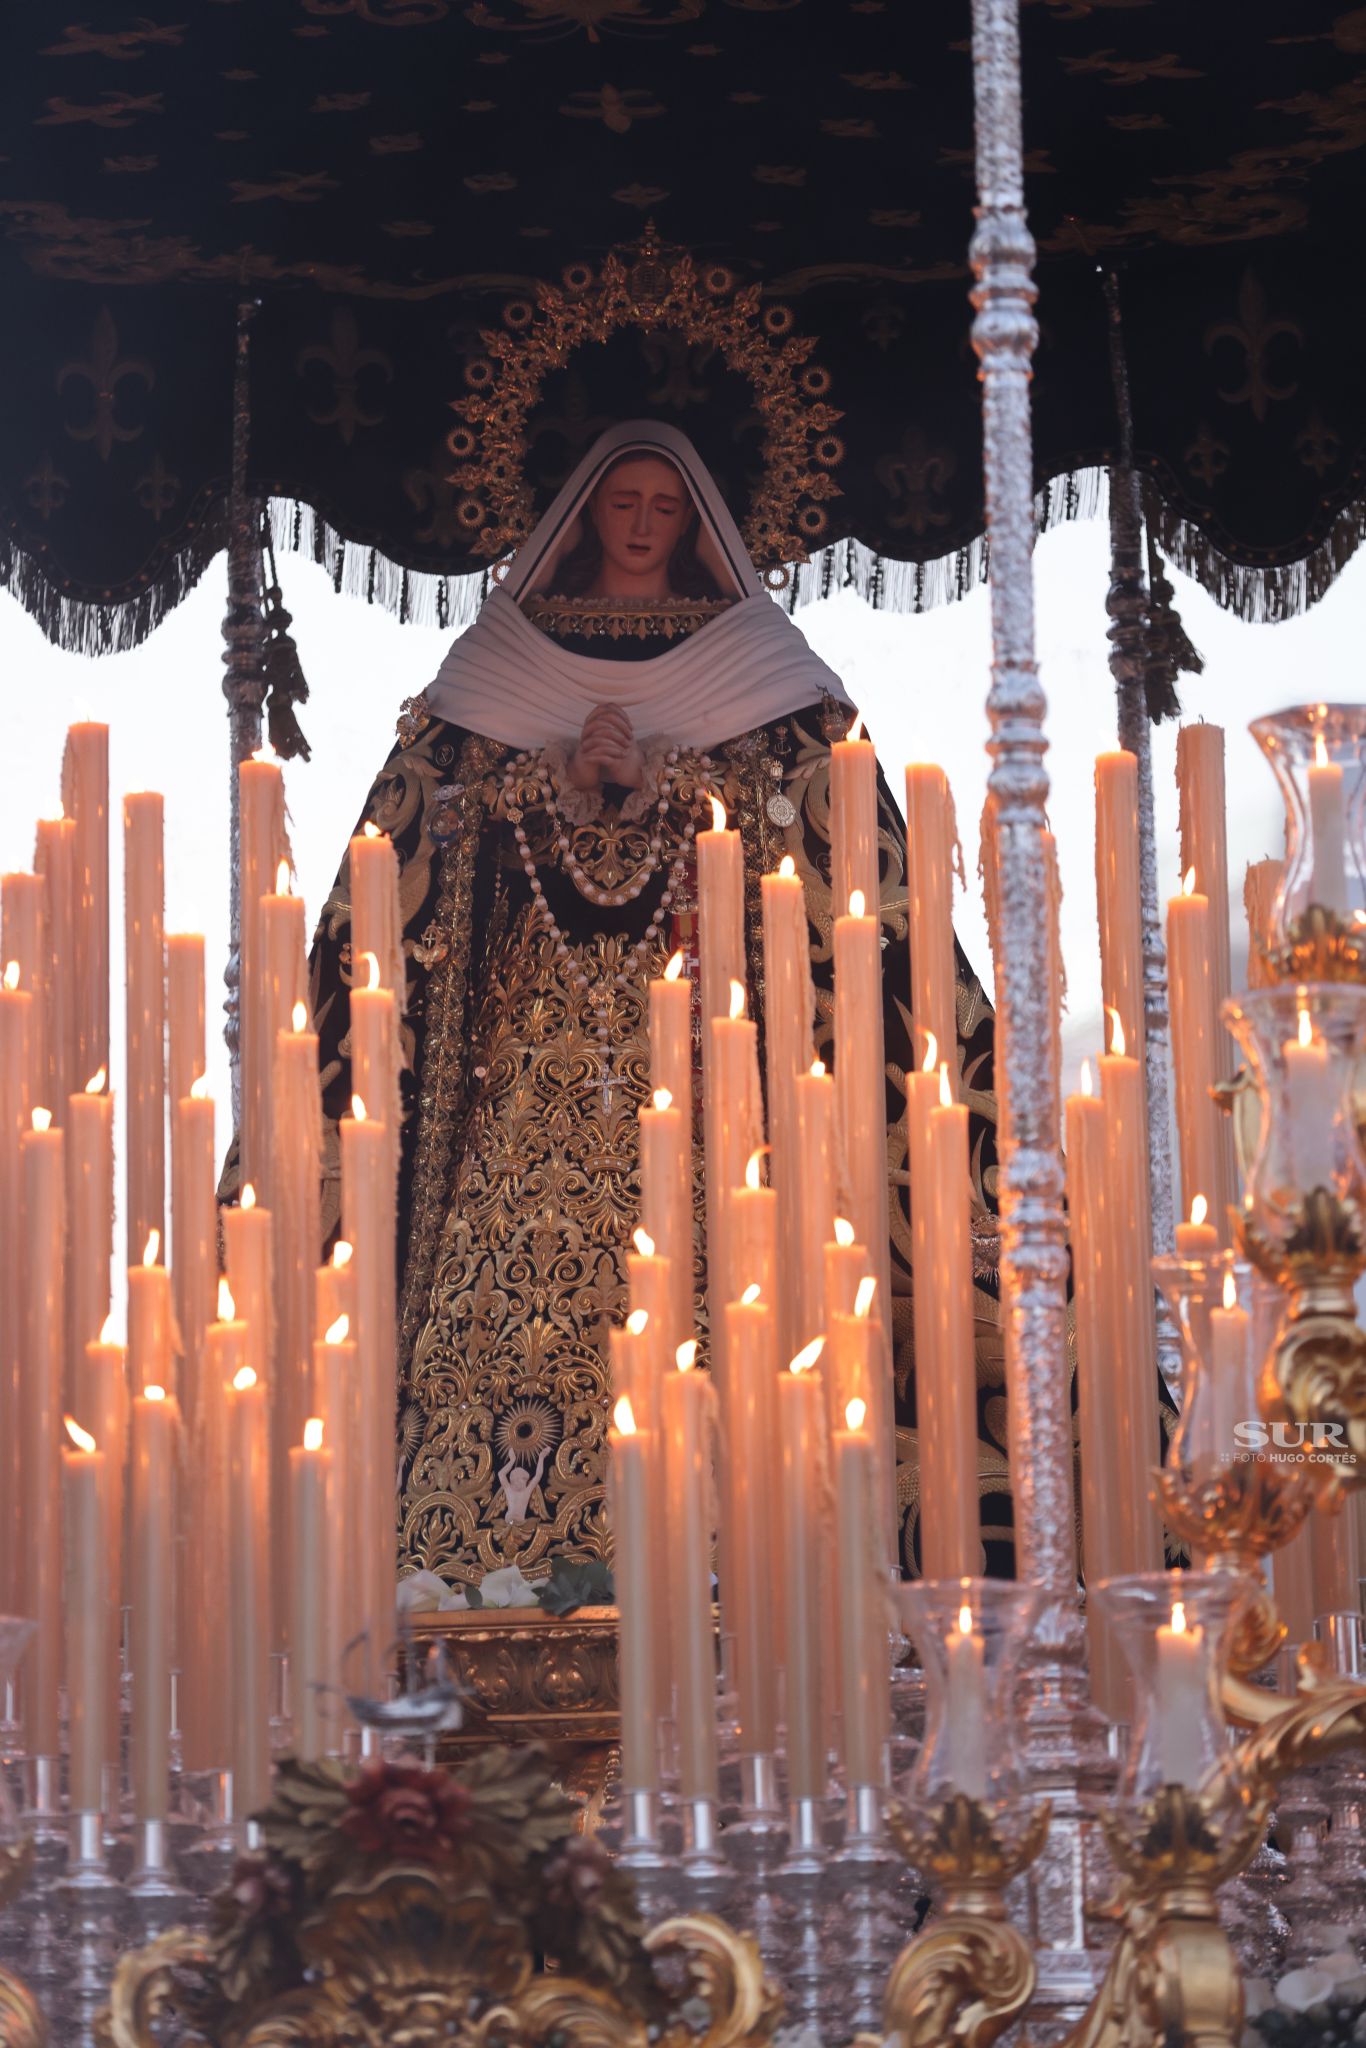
445, 226, 844, 570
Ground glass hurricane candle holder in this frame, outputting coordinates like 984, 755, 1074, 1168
1250, 703, 1366, 981
1223, 984, 1366, 1470
1092, 1572, 1266, 1887
892, 1579, 1049, 1894
1153, 1256, 1320, 1674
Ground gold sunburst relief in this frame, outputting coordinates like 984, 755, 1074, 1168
445, 223, 845, 570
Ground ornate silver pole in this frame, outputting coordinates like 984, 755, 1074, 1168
1102, 273, 1182, 1400
970, 0, 1108, 2019
222, 297, 267, 1120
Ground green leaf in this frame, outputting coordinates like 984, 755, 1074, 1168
537, 1557, 614, 1616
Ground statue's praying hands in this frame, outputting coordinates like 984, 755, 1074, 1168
566, 703, 645, 792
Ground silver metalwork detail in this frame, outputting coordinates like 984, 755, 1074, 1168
969, 0, 1082, 1699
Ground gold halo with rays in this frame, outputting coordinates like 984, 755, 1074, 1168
494, 1396, 562, 1468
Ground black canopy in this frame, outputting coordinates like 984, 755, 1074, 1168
3, 1, 1365, 647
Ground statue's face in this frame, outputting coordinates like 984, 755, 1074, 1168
588, 456, 691, 589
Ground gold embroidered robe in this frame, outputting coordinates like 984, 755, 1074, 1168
310, 698, 1011, 1594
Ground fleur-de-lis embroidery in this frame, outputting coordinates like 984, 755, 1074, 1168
875, 424, 955, 535
640, 330, 715, 412
1296, 412, 1341, 480
297, 308, 392, 445
57, 306, 154, 461
559, 84, 665, 133
135, 453, 179, 521
1205, 270, 1302, 423
1184, 421, 1230, 488
23, 452, 69, 520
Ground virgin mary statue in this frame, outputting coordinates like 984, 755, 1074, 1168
310, 421, 1009, 1594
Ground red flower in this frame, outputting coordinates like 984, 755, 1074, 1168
341, 1761, 473, 1865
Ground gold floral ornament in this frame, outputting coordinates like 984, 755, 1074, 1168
445, 223, 844, 571
101, 1749, 780, 2048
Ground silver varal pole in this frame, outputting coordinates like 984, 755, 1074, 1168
969, 0, 1109, 2020
1102, 271, 1182, 1403
222, 295, 267, 1122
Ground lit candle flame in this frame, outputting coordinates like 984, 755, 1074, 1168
676, 1340, 698, 1372
1190, 1193, 1208, 1228
614, 1394, 637, 1435
921, 1030, 938, 1074
303, 1417, 325, 1452
846, 712, 864, 744
217, 1278, 236, 1321
1170, 1600, 1187, 1635
352, 1094, 368, 1122
740, 1282, 761, 1306
709, 793, 727, 833
325, 1314, 350, 1343
275, 858, 292, 896
957, 1602, 973, 1636
938, 1062, 952, 1109
626, 1308, 650, 1336
1107, 1007, 1126, 1059
232, 1366, 256, 1393
1182, 866, 1197, 898
810, 1057, 825, 1077
1222, 1270, 1237, 1312
652, 1086, 672, 1112
1080, 1059, 1094, 1099
1315, 732, 1330, 769
845, 1397, 867, 1431
855, 1274, 877, 1319
251, 743, 282, 766
64, 1416, 96, 1454
1297, 1005, 1313, 1049
143, 1229, 160, 1267
848, 888, 866, 919
143, 1385, 167, 1403
362, 951, 380, 991
745, 1146, 766, 1191
99, 1312, 117, 1344
31, 1107, 52, 1132
2, 962, 18, 991
332, 1240, 353, 1269
633, 1227, 656, 1258
834, 1216, 855, 1248
241, 1183, 256, 1211
42, 804, 65, 824
790, 1337, 824, 1375
664, 950, 684, 983
728, 979, 745, 1021
778, 853, 796, 879
363, 821, 381, 840
85, 1067, 107, 1094
190, 1071, 209, 1099
292, 1001, 308, 1032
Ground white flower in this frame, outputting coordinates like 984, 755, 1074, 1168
479, 1564, 540, 1609
1318, 1952, 1366, 1988
397, 1570, 452, 1614
1274, 1966, 1335, 2013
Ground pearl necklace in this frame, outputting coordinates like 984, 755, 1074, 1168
501, 748, 707, 1060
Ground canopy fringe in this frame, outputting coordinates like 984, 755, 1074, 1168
3, 465, 1362, 653
0, 515, 224, 656
1147, 486, 1366, 626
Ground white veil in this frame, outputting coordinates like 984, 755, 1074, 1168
424, 421, 851, 750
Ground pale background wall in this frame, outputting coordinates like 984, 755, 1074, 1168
1, 514, 1357, 1321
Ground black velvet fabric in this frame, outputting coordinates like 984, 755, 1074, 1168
4, 2, 1365, 631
